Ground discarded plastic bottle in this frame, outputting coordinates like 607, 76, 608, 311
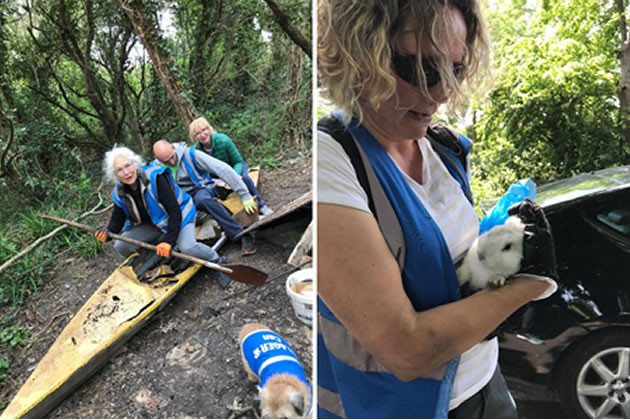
479, 178, 536, 234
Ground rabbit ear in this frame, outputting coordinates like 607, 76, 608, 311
289, 391, 305, 417
505, 216, 526, 232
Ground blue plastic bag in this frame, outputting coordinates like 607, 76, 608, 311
479, 178, 536, 234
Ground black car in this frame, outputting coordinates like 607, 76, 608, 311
495, 166, 630, 418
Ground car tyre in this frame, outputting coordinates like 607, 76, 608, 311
555, 329, 630, 418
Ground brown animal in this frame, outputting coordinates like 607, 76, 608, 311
239, 323, 311, 418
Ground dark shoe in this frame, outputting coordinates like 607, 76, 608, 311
216, 272, 231, 289
241, 234, 256, 256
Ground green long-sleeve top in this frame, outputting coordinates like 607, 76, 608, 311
194, 132, 244, 175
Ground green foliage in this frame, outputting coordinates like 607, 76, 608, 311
0, 317, 30, 400
0, 357, 7, 405
0, 171, 105, 305
0, 325, 30, 348
0, 357, 7, 380
171, 0, 311, 165
0, 0, 309, 306
0, 234, 50, 305
472, 0, 629, 200
257, 157, 283, 169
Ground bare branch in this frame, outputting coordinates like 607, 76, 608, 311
49, 70, 101, 119
26, 85, 99, 138
118, 0, 197, 126
262, 0, 311, 58
0, 197, 112, 277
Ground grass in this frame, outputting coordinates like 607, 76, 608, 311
0, 175, 106, 306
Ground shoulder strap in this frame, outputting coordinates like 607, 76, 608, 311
318, 116, 376, 215
426, 125, 468, 169
426, 125, 473, 204
318, 116, 406, 269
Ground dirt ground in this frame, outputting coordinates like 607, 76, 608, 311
0, 151, 313, 419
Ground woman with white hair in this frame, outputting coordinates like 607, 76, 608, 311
95, 145, 230, 287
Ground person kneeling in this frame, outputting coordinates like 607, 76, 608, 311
94, 145, 231, 288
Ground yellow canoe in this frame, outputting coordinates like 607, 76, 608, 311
1, 255, 201, 419
2, 170, 260, 419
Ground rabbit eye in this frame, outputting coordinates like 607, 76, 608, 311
502, 243, 512, 252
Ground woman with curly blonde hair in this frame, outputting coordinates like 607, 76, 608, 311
316, 0, 557, 418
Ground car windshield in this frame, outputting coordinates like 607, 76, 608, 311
537, 167, 630, 207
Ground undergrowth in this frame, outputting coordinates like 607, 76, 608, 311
0, 315, 30, 409
0, 172, 104, 306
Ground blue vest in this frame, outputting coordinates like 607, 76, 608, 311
112, 165, 196, 232
242, 329, 312, 414
318, 117, 472, 419
179, 147, 215, 189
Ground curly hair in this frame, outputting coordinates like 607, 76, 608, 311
318, 0, 489, 121
189, 117, 215, 142
102, 145, 145, 185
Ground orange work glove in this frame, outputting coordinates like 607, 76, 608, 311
156, 242, 172, 258
94, 226, 108, 243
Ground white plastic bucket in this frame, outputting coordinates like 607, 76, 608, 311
286, 268, 314, 326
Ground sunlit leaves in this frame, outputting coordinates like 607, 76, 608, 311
473, 0, 626, 202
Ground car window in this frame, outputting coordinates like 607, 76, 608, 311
596, 206, 630, 235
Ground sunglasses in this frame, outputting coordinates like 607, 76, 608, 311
392, 52, 465, 87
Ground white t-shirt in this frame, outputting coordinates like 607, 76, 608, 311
317, 130, 498, 410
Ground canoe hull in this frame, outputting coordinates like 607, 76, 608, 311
2, 169, 259, 419
2, 260, 201, 419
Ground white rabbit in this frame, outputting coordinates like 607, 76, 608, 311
457, 216, 526, 290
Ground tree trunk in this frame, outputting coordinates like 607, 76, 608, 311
60, 0, 121, 144
0, 113, 18, 179
616, 0, 630, 149
25, 0, 124, 146
188, 0, 237, 107
118, 0, 197, 128
262, 0, 311, 59
283, 44, 307, 148
189, 0, 219, 104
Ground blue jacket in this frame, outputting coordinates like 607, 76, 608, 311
318, 115, 472, 419
242, 329, 312, 415
112, 165, 196, 232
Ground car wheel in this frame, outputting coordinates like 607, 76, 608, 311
556, 330, 630, 418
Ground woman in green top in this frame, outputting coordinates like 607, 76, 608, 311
189, 117, 273, 217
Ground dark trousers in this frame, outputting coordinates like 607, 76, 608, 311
449, 366, 517, 419
193, 188, 243, 241
241, 162, 265, 207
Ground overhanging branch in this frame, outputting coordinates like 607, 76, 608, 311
262, 0, 311, 59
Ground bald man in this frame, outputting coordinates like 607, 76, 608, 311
153, 139, 258, 255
